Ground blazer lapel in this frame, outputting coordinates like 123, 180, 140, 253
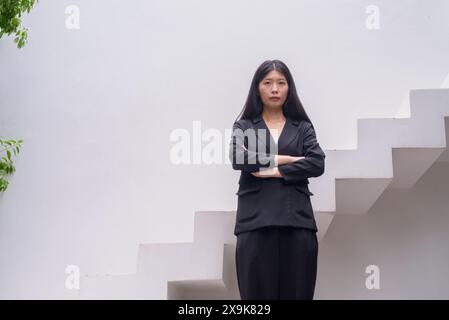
251, 113, 300, 154
252, 114, 270, 153
277, 116, 300, 152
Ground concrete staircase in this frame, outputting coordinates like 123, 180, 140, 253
79, 88, 449, 299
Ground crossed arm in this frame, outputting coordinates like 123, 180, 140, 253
229, 120, 326, 184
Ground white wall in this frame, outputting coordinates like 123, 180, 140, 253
0, 0, 448, 298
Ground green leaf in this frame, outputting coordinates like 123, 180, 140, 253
0, 0, 38, 48
18, 37, 25, 48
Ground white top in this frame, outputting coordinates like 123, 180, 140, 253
272, 134, 279, 144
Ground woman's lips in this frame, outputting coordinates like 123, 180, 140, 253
269, 97, 280, 100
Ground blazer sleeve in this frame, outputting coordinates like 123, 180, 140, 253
278, 121, 326, 184
229, 120, 276, 173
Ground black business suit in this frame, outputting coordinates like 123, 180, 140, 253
229, 113, 326, 300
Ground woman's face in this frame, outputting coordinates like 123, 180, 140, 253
258, 70, 289, 110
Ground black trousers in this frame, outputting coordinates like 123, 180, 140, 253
235, 226, 318, 300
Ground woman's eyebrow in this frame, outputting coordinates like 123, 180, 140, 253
264, 78, 286, 81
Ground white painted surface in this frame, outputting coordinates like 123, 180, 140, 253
0, 0, 449, 298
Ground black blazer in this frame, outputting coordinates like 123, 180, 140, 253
229, 113, 326, 235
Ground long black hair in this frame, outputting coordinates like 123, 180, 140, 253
235, 59, 312, 125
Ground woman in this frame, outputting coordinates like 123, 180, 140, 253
229, 59, 326, 300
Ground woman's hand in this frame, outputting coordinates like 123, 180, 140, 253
276, 155, 304, 165
251, 156, 305, 178
251, 167, 283, 178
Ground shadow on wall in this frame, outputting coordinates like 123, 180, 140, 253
316, 159, 449, 300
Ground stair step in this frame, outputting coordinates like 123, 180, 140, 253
80, 88, 449, 299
